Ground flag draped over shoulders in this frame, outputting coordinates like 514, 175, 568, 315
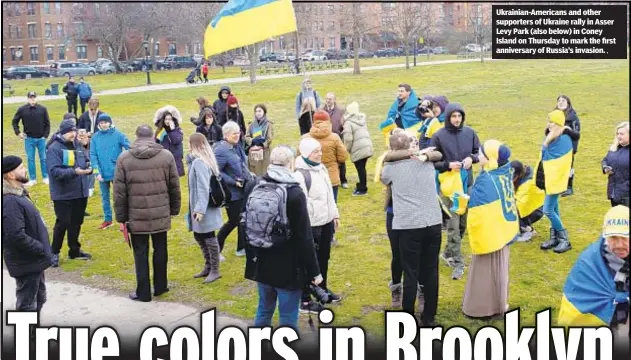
558, 237, 629, 326
515, 171, 545, 218
467, 164, 519, 255
379, 90, 421, 141
536, 134, 573, 195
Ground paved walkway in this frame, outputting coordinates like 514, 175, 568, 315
2, 58, 498, 105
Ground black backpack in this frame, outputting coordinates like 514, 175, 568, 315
209, 173, 231, 207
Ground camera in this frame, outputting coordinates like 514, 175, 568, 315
419, 105, 431, 114
309, 284, 331, 304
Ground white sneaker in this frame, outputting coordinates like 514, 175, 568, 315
25, 180, 37, 187
235, 249, 246, 257
42, 178, 49, 185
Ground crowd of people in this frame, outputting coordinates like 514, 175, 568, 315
3, 77, 629, 336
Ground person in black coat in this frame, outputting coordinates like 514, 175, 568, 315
243, 146, 322, 331
77, 97, 104, 134
190, 97, 214, 126
2, 156, 53, 320
602, 122, 630, 207
556, 95, 581, 196
212, 85, 232, 120
196, 108, 223, 147
62, 76, 79, 116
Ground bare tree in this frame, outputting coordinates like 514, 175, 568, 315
338, 3, 381, 75
466, 3, 492, 62
243, 43, 262, 84
385, 3, 423, 69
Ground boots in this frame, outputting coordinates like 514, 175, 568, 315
540, 228, 560, 250
204, 237, 221, 283
389, 281, 402, 308
194, 237, 211, 278
553, 229, 572, 254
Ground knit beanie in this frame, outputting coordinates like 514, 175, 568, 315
346, 101, 360, 116
603, 206, 629, 238
299, 137, 321, 158
63, 112, 77, 121
227, 95, 238, 106
2, 156, 23, 174
97, 113, 112, 124
312, 110, 330, 123
548, 110, 565, 127
59, 119, 77, 135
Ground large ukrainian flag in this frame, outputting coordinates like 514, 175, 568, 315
204, 0, 297, 58
535, 134, 573, 195
467, 163, 519, 255
558, 237, 629, 326
515, 171, 545, 218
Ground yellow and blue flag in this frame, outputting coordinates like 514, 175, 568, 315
467, 163, 519, 255
515, 171, 545, 218
436, 169, 468, 199
156, 128, 167, 143
558, 237, 629, 326
204, 0, 297, 58
62, 150, 75, 167
535, 134, 573, 195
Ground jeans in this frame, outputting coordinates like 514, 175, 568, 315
332, 186, 339, 203
15, 272, 47, 313
80, 97, 90, 114
218, 199, 245, 252
130, 231, 168, 301
24, 137, 48, 181
255, 283, 302, 331
543, 194, 563, 230
302, 222, 334, 302
52, 198, 88, 256
354, 158, 368, 191
99, 180, 112, 222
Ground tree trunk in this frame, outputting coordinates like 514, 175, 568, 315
353, 31, 361, 75
246, 43, 259, 84
405, 46, 410, 69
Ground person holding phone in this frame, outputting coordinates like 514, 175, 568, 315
45, 119, 93, 267
602, 122, 629, 207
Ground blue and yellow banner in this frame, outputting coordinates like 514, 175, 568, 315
558, 237, 629, 326
535, 135, 573, 195
515, 172, 545, 218
156, 129, 168, 143
62, 150, 75, 167
467, 164, 519, 255
204, 0, 298, 58
436, 169, 468, 199
252, 126, 263, 139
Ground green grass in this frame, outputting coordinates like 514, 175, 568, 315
2, 58, 628, 335
3, 55, 457, 97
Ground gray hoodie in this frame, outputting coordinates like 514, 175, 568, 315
295, 78, 321, 119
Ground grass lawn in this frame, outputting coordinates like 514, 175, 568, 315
2, 58, 628, 336
2, 55, 457, 97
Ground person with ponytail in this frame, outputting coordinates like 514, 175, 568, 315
186, 134, 223, 284
535, 110, 574, 254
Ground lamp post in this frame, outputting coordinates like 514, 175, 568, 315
143, 41, 151, 85
413, 37, 418, 67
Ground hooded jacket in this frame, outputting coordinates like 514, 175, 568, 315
419, 96, 449, 149
294, 156, 340, 227
212, 85, 231, 117
89, 126, 130, 181
46, 134, 91, 201
295, 79, 321, 119
602, 144, 630, 204
2, 181, 53, 278
429, 103, 481, 186
342, 111, 374, 162
153, 105, 185, 177
113, 139, 181, 234
302, 120, 348, 186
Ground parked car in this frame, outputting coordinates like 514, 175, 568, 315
300, 50, 327, 61
465, 43, 483, 52
325, 49, 352, 60
375, 48, 400, 57
160, 55, 198, 69
357, 50, 375, 58
284, 52, 296, 62
259, 52, 281, 62
432, 46, 449, 54
416, 47, 433, 55
49, 62, 97, 77
3, 66, 51, 80
94, 59, 116, 74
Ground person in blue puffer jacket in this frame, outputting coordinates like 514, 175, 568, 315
76, 77, 93, 114
89, 113, 130, 230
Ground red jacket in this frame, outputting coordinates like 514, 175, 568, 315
201, 64, 209, 74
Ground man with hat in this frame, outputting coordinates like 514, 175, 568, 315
2, 155, 53, 321
46, 119, 93, 267
558, 206, 629, 337
11, 91, 51, 186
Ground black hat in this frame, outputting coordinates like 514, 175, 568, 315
27, 91, 37, 98
59, 119, 77, 135
2, 156, 23, 174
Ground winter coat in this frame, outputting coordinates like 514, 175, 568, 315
46, 135, 90, 201
429, 103, 481, 187
560, 97, 581, 153
62, 82, 78, 98
2, 181, 53, 278
217, 107, 247, 135
196, 122, 223, 147
186, 156, 223, 234
113, 139, 181, 235
214, 140, 251, 201
342, 112, 374, 162
190, 105, 214, 126
324, 104, 345, 136
77, 110, 104, 133
76, 82, 92, 100
12, 103, 51, 139
602, 144, 630, 204
89, 127, 130, 181
244, 170, 320, 290
153, 105, 185, 177
298, 111, 315, 136
245, 117, 274, 176
212, 85, 231, 118
302, 120, 348, 186
294, 156, 340, 227
295, 79, 321, 119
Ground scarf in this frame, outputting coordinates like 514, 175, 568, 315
267, 164, 299, 184
302, 157, 320, 167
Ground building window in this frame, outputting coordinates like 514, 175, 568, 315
328, 4, 335, 13
57, 23, 64, 38
2, 48, 6, 62
8, 25, 13, 39
154, 43, 160, 56
329, 37, 336, 48
184, 44, 190, 55
76, 45, 87, 60
16, 26, 23, 39
11, 49, 17, 61
28, 24, 37, 39
14, 3, 21, 16
45, 23, 52, 39
76, 23, 85, 37
319, 21, 324, 31
58, 46, 66, 60
17, 48, 24, 61
94, 3, 100, 10
168, 43, 176, 55
43, 2, 50, 14
30, 46, 39, 62
55, 2, 62, 14
46, 47, 54, 61
319, 38, 325, 49
27, 2, 36, 15
97, 46, 103, 58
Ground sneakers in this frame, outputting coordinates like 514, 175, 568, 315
451, 266, 465, 280
326, 289, 342, 303
25, 180, 37, 187
69, 251, 92, 260
300, 300, 325, 314
235, 249, 246, 257
51, 254, 59, 267
352, 189, 368, 196
98, 221, 113, 230
341, 183, 349, 189
440, 253, 455, 268
517, 230, 535, 242
42, 178, 49, 185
